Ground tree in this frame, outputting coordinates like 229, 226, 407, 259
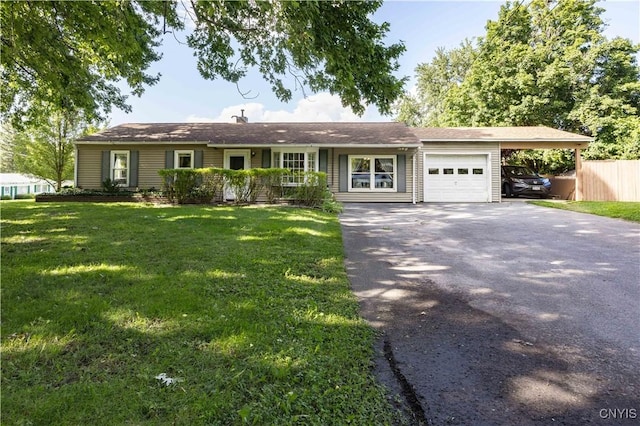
1, 0, 406, 127
445, 1, 639, 157
396, 40, 476, 127
397, 0, 640, 169
4, 111, 96, 191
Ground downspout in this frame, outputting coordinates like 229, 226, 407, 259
412, 151, 417, 204
74, 145, 78, 189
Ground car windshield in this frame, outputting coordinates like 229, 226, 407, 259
505, 166, 537, 176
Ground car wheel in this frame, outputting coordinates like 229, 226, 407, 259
504, 184, 514, 198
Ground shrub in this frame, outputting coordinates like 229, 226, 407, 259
199, 169, 225, 203
101, 178, 120, 193
251, 168, 288, 203
15, 193, 36, 200
322, 190, 344, 213
290, 172, 328, 208
158, 168, 329, 207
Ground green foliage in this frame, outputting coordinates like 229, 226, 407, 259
1, 202, 402, 424
159, 168, 330, 206
505, 149, 575, 175
0, 110, 94, 191
100, 178, 120, 194
224, 169, 256, 204
2, 0, 405, 125
0, 1, 180, 127
395, 40, 476, 127
188, 0, 406, 116
14, 193, 36, 200
158, 168, 200, 204
289, 172, 328, 208
252, 168, 288, 203
399, 0, 640, 170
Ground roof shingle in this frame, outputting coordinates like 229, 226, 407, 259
412, 126, 592, 142
78, 122, 421, 146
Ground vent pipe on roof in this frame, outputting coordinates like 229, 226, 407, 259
232, 109, 248, 124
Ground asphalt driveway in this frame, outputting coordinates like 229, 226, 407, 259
340, 202, 640, 425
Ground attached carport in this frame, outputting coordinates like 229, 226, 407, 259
413, 127, 593, 202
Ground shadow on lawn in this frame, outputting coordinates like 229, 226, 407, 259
1, 202, 390, 424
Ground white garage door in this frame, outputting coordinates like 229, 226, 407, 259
424, 154, 489, 202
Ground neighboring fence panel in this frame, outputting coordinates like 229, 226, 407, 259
549, 176, 575, 200
580, 160, 640, 201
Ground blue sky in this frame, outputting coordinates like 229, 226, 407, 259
108, 0, 640, 125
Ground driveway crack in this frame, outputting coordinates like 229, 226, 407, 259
383, 337, 429, 425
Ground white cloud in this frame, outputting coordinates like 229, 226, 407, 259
185, 92, 388, 123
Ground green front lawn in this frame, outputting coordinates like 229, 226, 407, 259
1, 201, 399, 425
530, 200, 640, 222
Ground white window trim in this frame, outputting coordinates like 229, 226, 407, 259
174, 150, 195, 169
272, 148, 319, 186
111, 150, 130, 187
223, 149, 251, 170
348, 155, 397, 192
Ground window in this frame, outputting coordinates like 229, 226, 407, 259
458, 168, 469, 175
428, 168, 439, 175
175, 150, 194, 169
348, 155, 396, 192
273, 149, 318, 185
473, 168, 484, 175
111, 151, 129, 186
443, 168, 454, 175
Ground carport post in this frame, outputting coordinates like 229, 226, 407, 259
575, 148, 582, 201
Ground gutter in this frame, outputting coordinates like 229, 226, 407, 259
207, 143, 423, 149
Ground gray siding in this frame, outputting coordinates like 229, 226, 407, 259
329, 148, 414, 203
77, 147, 103, 189
77, 145, 212, 190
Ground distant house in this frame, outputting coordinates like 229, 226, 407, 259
0, 173, 57, 199
75, 122, 592, 203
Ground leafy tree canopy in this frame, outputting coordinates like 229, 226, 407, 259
395, 40, 476, 127
1, 0, 406, 128
396, 0, 639, 165
1, 111, 98, 191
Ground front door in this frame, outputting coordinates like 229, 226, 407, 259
223, 149, 251, 200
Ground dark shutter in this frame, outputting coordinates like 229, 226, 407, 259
165, 150, 174, 168
338, 154, 348, 192
262, 148, 271, 168
130, 150, 139, 187
319, 149, 328, 173
101, 151, 110, 182
194, 150, 204, 168
397, 154, 406, 193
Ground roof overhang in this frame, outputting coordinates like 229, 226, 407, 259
73, 140, 421, 149
420, 139, 591, 149
74, 140, 210, 145
206, 143, 422, 149
414, 127, 593, 150
499, 141, 591, 149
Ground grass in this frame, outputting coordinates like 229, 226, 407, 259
529, 200, 640, 222
1, 201, 401, 425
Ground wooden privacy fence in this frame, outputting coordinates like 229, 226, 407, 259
579, 160, 640, 201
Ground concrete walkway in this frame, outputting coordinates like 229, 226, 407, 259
340, 202, 640, 425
